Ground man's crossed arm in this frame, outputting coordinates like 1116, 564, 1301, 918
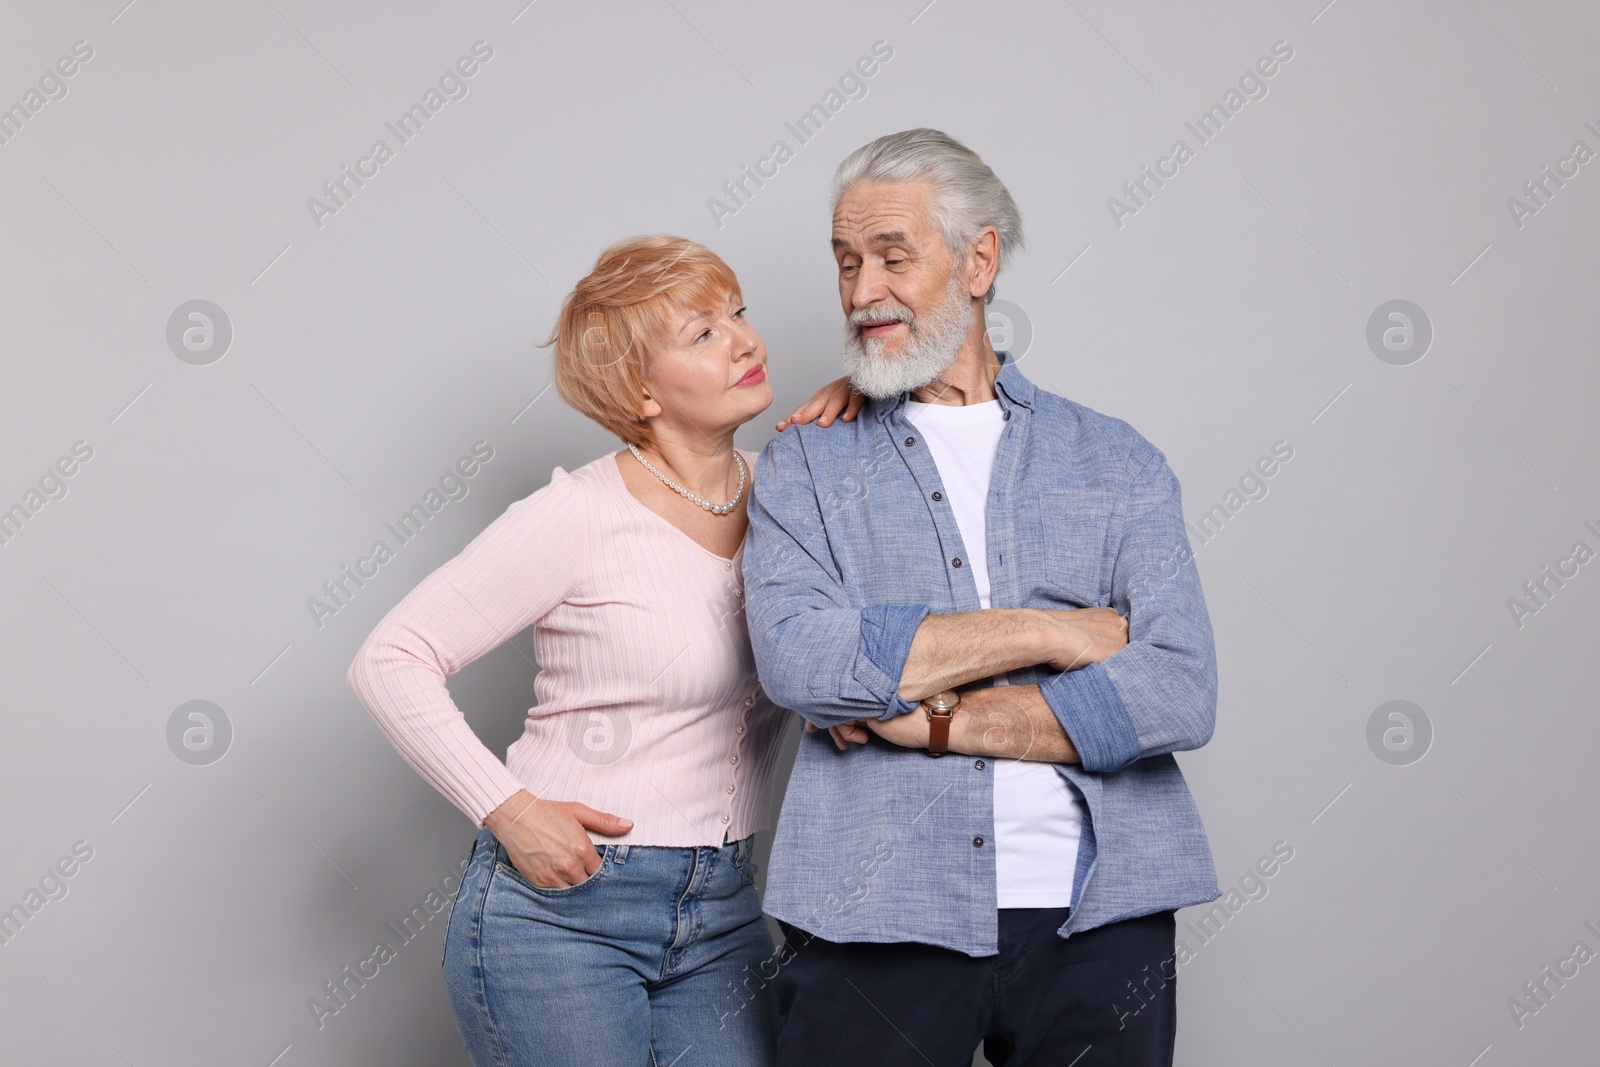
744, 433, 1218, 774
815, 606, 1128, 763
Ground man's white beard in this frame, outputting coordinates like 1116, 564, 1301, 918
841, 273, 974, 400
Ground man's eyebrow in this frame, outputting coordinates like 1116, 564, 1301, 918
831, 230, 910, 250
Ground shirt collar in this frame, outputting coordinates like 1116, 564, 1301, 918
872, 348, 1036, 423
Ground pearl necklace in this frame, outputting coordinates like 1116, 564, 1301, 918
627, 444, 747, 515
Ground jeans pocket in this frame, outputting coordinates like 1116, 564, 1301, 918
493, 843, 610, 897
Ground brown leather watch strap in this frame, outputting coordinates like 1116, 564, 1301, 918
922, 691, 959, 758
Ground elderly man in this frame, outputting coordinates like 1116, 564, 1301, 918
742, 128, 1221, 1066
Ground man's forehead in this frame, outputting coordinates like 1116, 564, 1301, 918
831, 180, 935, 246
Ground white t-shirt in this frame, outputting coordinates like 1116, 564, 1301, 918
904, 398, 1082, 909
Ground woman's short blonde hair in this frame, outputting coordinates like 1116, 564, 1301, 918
543, 235, 740, 447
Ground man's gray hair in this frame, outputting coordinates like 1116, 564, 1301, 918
830, 128, 1023, 303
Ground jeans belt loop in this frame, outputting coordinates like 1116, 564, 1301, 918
612, 844, 630, 865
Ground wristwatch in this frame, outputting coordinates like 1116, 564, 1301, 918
920, 690, 960, 757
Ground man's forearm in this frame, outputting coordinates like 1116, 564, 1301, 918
897, 610, 1050, 703
951, 684, 1080, 764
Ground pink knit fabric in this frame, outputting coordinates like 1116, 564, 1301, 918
346, 450, 790, 846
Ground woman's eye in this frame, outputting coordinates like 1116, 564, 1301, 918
733, 306, 747, 320
694, 329, 712, 343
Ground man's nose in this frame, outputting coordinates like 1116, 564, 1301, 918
850, 265, 891, 309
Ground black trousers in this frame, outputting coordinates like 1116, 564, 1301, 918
774, 909, 1177, 1067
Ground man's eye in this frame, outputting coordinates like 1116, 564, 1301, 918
840, 264, 858, 276
886, 258, 905, 267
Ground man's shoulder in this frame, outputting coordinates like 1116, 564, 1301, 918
757, 413, 878, 467
1028, 384, 1163, 473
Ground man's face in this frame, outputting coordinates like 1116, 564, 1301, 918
831, 178, 959, 357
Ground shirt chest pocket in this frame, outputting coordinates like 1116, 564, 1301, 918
1031, 487, 1114, 608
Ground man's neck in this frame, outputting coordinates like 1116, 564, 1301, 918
909, 314, 1002, 407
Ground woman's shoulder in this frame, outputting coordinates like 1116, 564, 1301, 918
498, 452, 618, 522
553, 451, 625, 491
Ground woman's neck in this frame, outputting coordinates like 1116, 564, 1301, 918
632, 430, 743, 502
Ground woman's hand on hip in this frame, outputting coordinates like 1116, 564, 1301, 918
483, 789, 633, 888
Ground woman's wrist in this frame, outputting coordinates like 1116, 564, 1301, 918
483, 789, 538, 836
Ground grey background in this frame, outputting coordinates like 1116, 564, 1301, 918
2, 0, 1596, 1064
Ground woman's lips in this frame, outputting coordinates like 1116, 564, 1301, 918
735, 364, 766, 386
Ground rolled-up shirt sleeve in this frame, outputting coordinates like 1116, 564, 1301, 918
743, 432, 928, 728
1039, 444, 1218, 772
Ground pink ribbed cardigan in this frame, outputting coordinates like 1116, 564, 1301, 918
345, 450, 790, 846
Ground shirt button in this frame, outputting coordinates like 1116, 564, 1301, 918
905, 436, 916, 446
726, 784, 737, 794
724, 561, 732, 570
735, 724, 745, 734
744, 697, 754, 707
952, 558, 963, 568
974, 759, 985, 770
721, 813, 731, 823
729, 755, 740, 765
1003, 410, 1011, 421
972, 836, 985, 848
931, 491, 942, 501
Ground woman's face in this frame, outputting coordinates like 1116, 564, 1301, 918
638, 287, 772, 441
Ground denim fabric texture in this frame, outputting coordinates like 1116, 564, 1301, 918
743, 351, 1221, 956
442, 827, 778, 1066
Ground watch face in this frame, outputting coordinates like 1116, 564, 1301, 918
926, 691, 959, 712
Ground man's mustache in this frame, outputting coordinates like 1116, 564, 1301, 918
849, 304, 916, 332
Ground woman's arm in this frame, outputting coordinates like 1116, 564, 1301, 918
346, 467, 631, 859
346, 467, 633, 886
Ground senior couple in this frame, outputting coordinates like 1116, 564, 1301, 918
347, 128, 1220, 1067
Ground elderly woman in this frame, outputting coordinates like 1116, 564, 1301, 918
345, 235, 860, 1067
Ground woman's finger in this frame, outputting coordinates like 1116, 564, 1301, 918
840, 387, 865, 422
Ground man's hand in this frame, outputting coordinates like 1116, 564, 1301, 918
1037, 607, 1128, 671
805, 712, 930, 751
805, 719, 872, 750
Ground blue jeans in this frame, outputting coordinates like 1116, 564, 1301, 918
442, 827, 779, 1066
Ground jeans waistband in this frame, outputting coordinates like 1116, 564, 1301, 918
595, 834, 754, 867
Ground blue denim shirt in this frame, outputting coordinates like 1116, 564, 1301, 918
743, 351, 1220, 956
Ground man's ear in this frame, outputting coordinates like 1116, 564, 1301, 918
966, 226, 1000, 299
